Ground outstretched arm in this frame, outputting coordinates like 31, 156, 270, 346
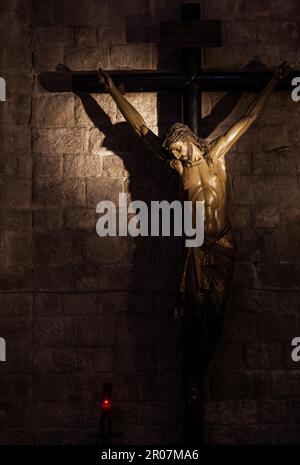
98, 69, 149, 138
211, 61, 290, 159
98, 69, 176, 169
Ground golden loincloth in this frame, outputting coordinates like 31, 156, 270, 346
174, 220, 236, 319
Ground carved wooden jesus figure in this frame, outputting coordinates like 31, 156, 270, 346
98, 61, 289, 443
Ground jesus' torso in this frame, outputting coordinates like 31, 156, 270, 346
180, 153, 228, 235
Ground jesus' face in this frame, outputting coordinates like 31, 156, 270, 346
169, 140, 192, 161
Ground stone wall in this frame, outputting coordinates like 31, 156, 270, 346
0, 0, 300, 445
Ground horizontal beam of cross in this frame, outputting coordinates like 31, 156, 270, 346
39, 70, 299, 94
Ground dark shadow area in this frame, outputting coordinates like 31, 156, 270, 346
49, 64, 184, 444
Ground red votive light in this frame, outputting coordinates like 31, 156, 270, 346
101, 398, 112, 410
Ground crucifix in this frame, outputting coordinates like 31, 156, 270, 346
39, 2, 294, 446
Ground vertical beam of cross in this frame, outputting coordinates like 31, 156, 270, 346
181, 3, 202, 136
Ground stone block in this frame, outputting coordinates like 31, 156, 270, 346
272, 371, 300, 398
226, 151, 252, 175
75, 93, 117, 127
88, 127, 106, 155
204, 46, 244, 70
34, 316, 73, 347
73, 315, 115, 346
244, 0, 272, 18
256, 19, 299, 44
275, 426, 300, 444
92, 123, 147, 154
4, 209, 32, 232
73, 27, 97, 46
86, 178, 125, 207
258, 228, 300, 259
206, 401, 258, 425
33, 233, 81, 266
259, 313, 297, 342
1, 153, 32, 179
64, 207, 97, 231
5, 177, 32, 209
137, 402, 180, 425
32, 178, 62, 207
31, 0, 55, 26
3, 127, 31, 152
207, 426, 235, 445
257, 261, 300, 289
32, 95, 75, 127
33, 208, 63, 232
224, 21, 256, 44
245, 344, 270, 369
234, 426, 273, 445
63, 180, 86, 207
33, 293, 61, 316
209, 371, 270, 400
223, 312, 258, 343
99, 291, 130, 314
0, 294, 32, 317
64, 45, 110, 70
2, 46, 32, 71
111, 45, 154, 70
102, 155, 129, 178
233, 175, 299, 206
63, 154, 103, 179
204, 0, 244, 19
54, 346, 80, 372
98, 25, 125, 45
1, 71, 33, 95
77, 347, 112, 372
115, 313, 170, 347
74, 264, 127, 291
0, 22, 30, 45
32, 128, 88, 154
33, 155, 62, 178
0, 265, 32, 291
210, 341, 245, 371
32, 27, 72, 46
82, 235, 130, 264
239, 124, 291, 153
124, 425, 168, 446
228, 205, 252, 229
4, 231, 32, 265
253, 206, 281, 228
33, 266, 74, 291
54, 0, 109, 26
231, 261, 259, 289
253, 150, 299, 175
32, 348, 53, 373
33, 46, 64, 73
33, 373, 86, 403
281, 207, 300, 226
0, 95, 31, 125
258, 401, 290, 424
60, 293, 98, 315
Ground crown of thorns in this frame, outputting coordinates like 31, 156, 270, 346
162, 123, 209, 157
